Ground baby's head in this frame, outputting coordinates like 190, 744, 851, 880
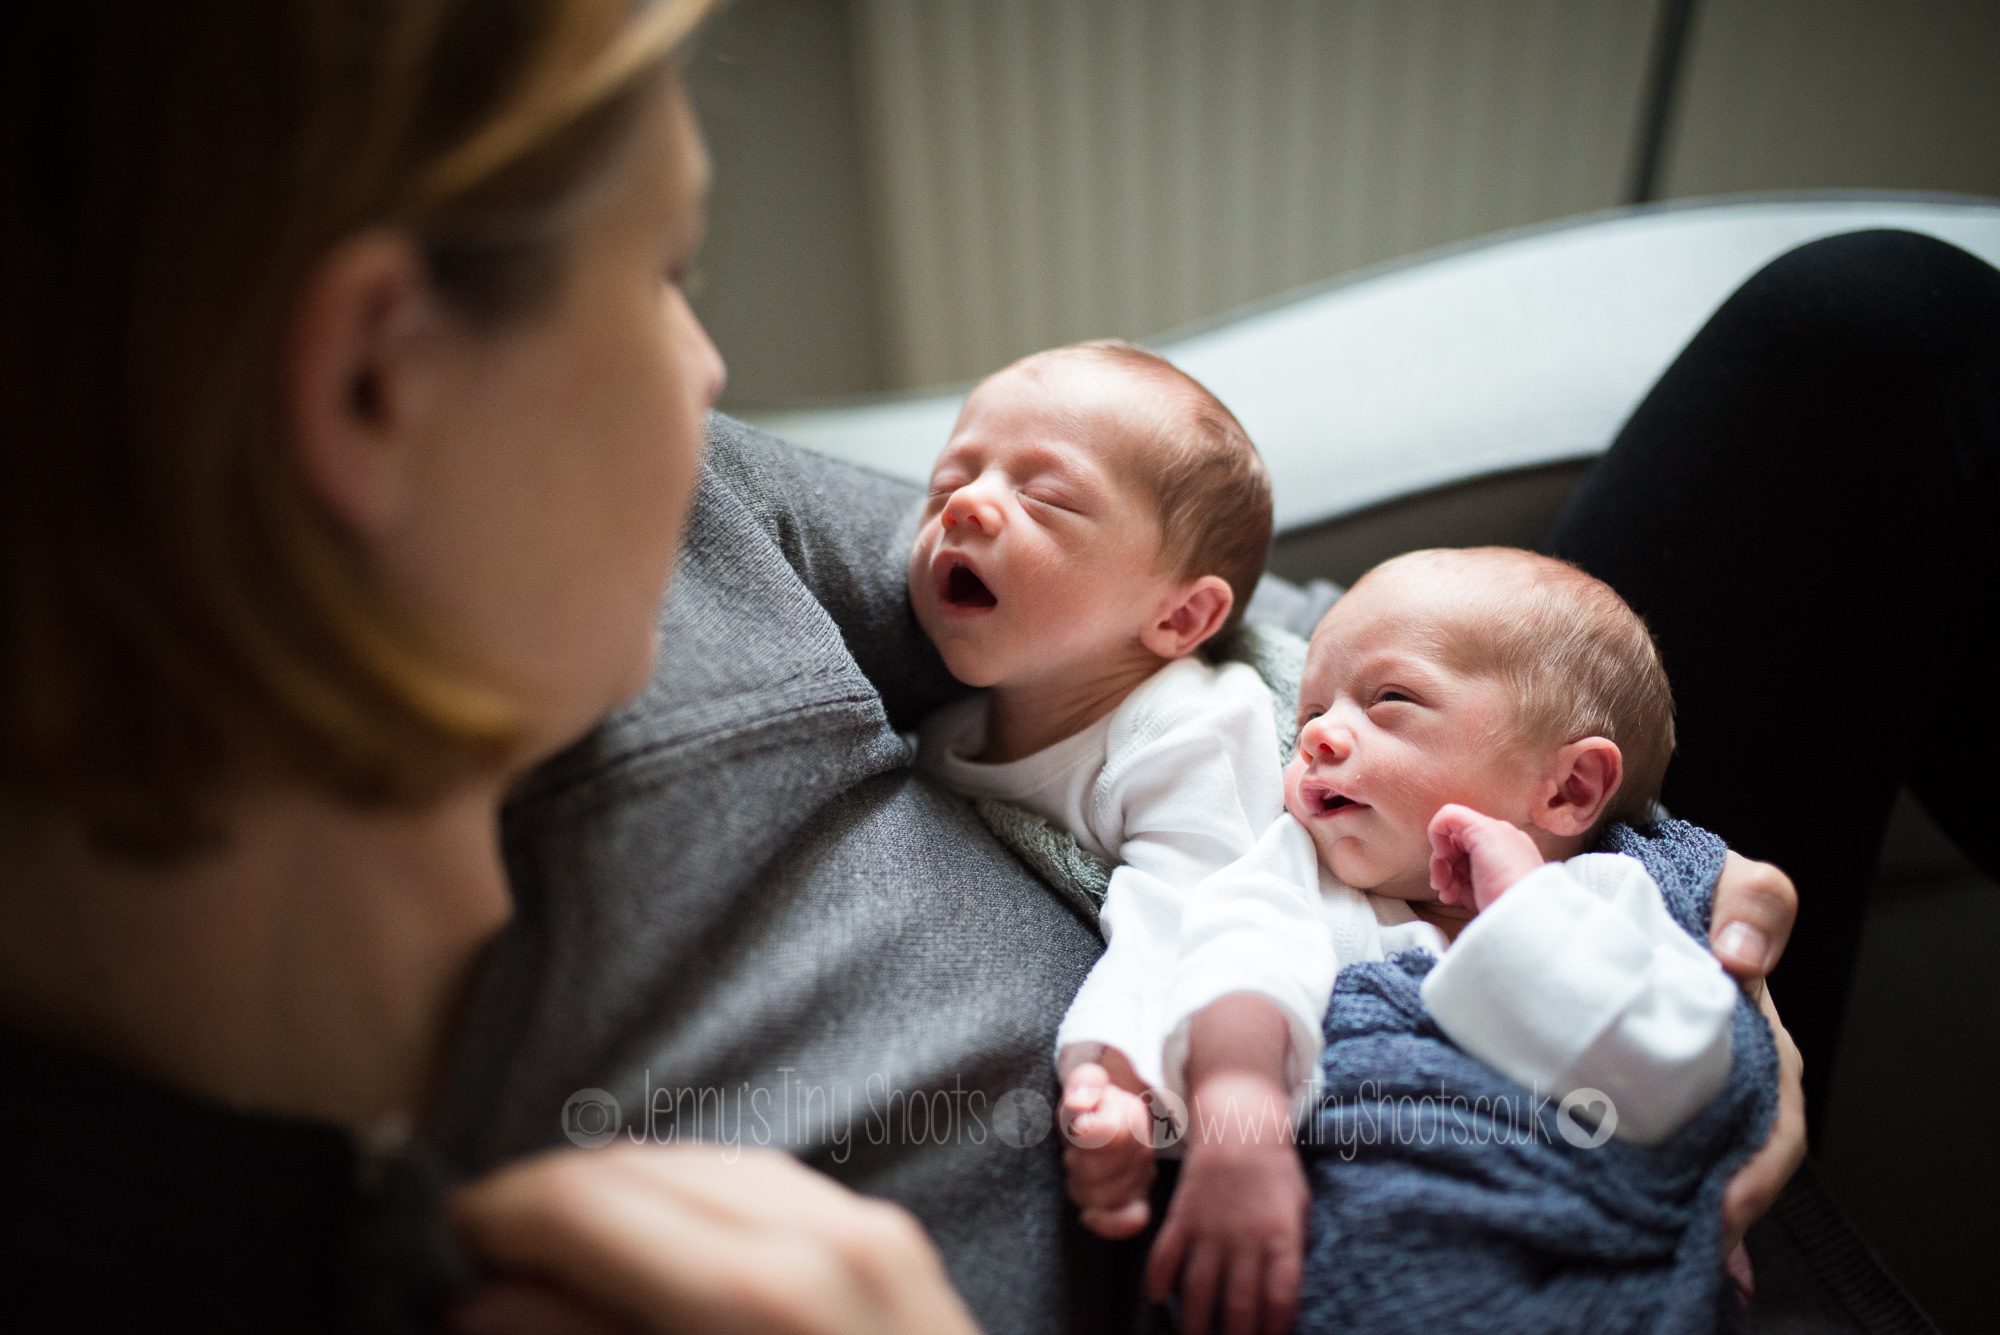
1286, 547, 1673, 904
908, 341, 1271, 690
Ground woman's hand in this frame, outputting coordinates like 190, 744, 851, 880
446, 1142, 979, 1335
1709, 852, 1806, 1252
1709, 851, 1798, 990
1722, 983, 1807, 1256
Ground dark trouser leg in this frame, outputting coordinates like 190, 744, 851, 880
1546, 229, 2000, 1127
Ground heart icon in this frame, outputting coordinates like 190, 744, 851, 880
1556, 1086, 1619, 1149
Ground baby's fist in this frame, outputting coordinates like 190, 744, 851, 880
1428, 803, 1545, 912
1061, 1063, 1157, 1239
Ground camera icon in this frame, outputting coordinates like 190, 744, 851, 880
561, 1088, 624, 1149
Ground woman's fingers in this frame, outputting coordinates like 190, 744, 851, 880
1725, 1242, 1756, 1304
1710, 851, 1799, 988
609, 1141, 879, 1238
450, 1143, 978, 1335
1722, 985, 1807, 1251
450, 1145, 715, 1320
445, 1280, 634, 1335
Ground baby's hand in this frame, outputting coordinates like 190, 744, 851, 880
1428, 803, 1546, 912
1061, 1062, 1157, 1239
1145, 1073, 1306, 1335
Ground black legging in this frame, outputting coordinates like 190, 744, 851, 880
1546, 229, 2000, 1134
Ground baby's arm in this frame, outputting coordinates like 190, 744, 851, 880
1142, 815, 1336, 1334
1145, 994, 1308, 1335
1161, 812, 1340, 1111
1054, 859, 1179, 1240
1420, 810, 1739, 1145
1056, 666, 1286, 1236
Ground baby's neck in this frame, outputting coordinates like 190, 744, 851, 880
1409, 899, 1476, 944
978, 654, 1172, 762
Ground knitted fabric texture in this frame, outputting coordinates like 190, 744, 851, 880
1294, 819, 1778, 1334
969, 622, 1307, 930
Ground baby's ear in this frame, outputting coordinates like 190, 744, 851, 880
1141, 575, 1232, 660
1532, 737, 1624, 838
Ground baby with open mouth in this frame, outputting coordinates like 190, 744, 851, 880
905, 337, 1284, 1213
910, 342, 1770, 1329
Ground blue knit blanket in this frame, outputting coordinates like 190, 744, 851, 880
1294, 819, 1778, 1334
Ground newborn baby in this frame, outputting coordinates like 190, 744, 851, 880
906, 338, 1283, 1233
1139, 548, 1776, 1333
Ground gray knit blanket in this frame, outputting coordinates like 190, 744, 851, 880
971, 621, 1307, 930
1294, 819, 1779, 1334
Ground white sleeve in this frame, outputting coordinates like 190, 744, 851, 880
1419, 853, 1738, 1145
1054, 670, 1281, 1094
1156, 814, 1337, 1111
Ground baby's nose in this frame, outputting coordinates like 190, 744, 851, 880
1302, 720, 1350, 762
941, 490, 1002, 535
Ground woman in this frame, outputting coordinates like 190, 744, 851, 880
23, 0, 1967, 1331
0, 1, 971, 1331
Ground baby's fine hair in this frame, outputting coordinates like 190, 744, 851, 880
1365, 547, 1675, 829
1017, 340, 1272, 644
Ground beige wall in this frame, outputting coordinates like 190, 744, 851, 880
687, 0, 887, 404
1662, 0, 2000, 198
693, 0, 2000, 408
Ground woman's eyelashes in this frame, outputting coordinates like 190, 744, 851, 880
663, 262, 703, 296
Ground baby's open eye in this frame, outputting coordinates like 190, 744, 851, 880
1372, 689, 1414, 706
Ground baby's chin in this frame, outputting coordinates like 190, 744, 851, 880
926, 632, 1010, 690
1311, 834, 1432, 902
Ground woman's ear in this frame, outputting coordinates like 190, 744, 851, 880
1140, 575, 1233, 660
286, 231, 443, 536
1531, 737, 1625, 838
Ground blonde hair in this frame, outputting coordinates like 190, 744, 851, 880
1362, 548, 1676, 830
0, 0, 715, 861
1021, 340, 1272, 645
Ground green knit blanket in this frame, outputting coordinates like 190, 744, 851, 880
971, 621, 1307, 934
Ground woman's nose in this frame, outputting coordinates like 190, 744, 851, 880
672, 288, 728, 411
941, 487, 1003, 536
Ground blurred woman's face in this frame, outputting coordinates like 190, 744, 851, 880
384, 74, 725, 762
